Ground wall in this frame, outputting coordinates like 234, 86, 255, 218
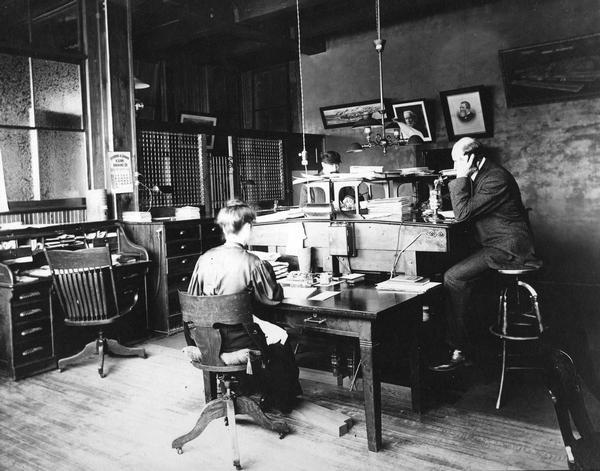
300, 0, 600, 385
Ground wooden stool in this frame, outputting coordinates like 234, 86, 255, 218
489, 267, 543, 409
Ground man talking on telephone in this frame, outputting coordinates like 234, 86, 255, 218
431, 137, 541, 371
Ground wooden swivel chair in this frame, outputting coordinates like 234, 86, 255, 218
546, 349, 600, 470
46, 247, 146, 378
172, 291, 289, 470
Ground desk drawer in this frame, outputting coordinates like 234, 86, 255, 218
201, 222, 223, 251
13, 319, 52, 344
274, 310, 363, 337
166, 239, 202, 258
167, 254, 200, 275
168, 272, 192, 292
12, 299, 50, 324
12, 286, 47, 305
13, 338, 53, 365
166, 224, 200, 242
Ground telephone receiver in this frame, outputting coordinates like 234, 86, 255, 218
467, 152, 483, 169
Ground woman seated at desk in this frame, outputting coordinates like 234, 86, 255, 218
187, 199, 301, 412
299, 150, 369, 210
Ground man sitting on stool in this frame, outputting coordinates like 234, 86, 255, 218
431, 137, 541, 372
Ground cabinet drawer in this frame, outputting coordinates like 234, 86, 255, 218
13, 319, 52, 344
166, 224, 200, 242
166, 239, 202, 258
13, 338, 53, 366
167, 254, 200, 276
201, 223, 223, 251
12, 299, 50, 324
12, 286, 47, 305
168, 291, 182, 316
168, 272, 193, 292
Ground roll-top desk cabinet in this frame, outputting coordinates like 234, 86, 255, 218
0, 221, 149, 380
123, 219, 222, 335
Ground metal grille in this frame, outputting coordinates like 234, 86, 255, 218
0, 209, 86, 225
137, 130, 206, 210
232, 137, 285, 204
209, 154, 233, 214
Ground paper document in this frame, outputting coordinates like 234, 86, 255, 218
375, 280, 441, 293
308, 291, 340, 301
283, 287, 317, 300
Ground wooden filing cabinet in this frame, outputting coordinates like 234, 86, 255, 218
124, 219, 222, 335
0, 276, 55, 380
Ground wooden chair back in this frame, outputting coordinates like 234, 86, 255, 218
179, 290, 255, 369
546, 348, 599, 467
45, 247, 127, 326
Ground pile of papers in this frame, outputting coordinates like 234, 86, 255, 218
176, 206, 201, 220
122, 211, 152, 222
375, 273, 441, 293
366, 197, 411, 220
340, 273, 365, 284
270, 261, 290, 280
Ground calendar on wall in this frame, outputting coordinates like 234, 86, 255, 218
109, 151, 134, 193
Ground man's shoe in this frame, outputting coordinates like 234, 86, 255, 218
429, 349, 472, 372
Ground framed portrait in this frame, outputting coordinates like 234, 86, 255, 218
319, 99, 387, 129
179, 112, 217, 150
392, 99, 433, 142
439, 86, 492, 141
499, 33, 600, 107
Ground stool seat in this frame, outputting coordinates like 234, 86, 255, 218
496, 266, 540, 276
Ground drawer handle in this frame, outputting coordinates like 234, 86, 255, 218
21, 327, 43, 336
180, 276, 189, 283
20, 308, 43, 318
22, 346, 44, 356
179, 230, 186, 236
18, 291, 42, 300
121, 289, 136, 296
304, 316, 326, 325
121, 273, 139, 280
181, 258, 188, 264
180, 244, 186, 250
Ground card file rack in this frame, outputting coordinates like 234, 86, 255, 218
208, 154, 233, 215
137, 130, 209, 211
233, 137, 285, 204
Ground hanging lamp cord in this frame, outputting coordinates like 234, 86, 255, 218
296, 0, 308, 172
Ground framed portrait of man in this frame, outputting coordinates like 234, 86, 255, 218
179, 112, 217, 150
391, 99, 433, 142
439, 86, 493, 141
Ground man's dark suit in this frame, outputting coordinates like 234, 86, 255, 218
444, 159, 540, 351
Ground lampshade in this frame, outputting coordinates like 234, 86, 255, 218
346, 142, 365, 153
134, 77, 150, 90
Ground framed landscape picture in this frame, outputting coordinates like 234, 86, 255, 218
439, 86, 493, 141
319, 99, 386, 129
499, 33, 600, 107
179, 112, 217, 149
392, 99, 433, 142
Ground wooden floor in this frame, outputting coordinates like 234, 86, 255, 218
0, 334, 572, 471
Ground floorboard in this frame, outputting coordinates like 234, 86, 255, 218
0, 334, 577, 470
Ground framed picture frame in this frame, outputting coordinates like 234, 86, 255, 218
179, 112, 217, 150
391, 99, 433, 142
319, 99, 387, 129
499, 33, 600, 107
439, 86, 492, 141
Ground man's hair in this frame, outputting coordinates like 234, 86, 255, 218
320, 150, 341, 165
404, 110, 416, 118
460, 101, 471, 109
216, 199, 256, 235
462, 138, 485, 160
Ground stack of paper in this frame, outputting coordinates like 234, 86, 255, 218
375, 274, 440, 293
340, 273, 365, 284
175, 206, 201, 220
122, 211, 152, 222
366, 197, 411, 220
271, 261, 290, 280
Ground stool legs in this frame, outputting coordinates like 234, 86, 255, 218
496, 339, 508, 409
492, 275, 543, 409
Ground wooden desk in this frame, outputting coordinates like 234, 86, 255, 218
251, 218, 463, 276
268, 284, 423, 452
